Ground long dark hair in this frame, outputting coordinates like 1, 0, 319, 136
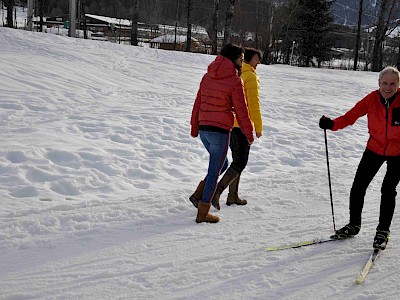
220, 43, 244, 72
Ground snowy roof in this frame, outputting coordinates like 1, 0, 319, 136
150, 34, 198, 44
85, 14, 133, 26
388, 22, 400, 38
365, 18, 400, 38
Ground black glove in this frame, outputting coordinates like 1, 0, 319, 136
319, 116, 334, 130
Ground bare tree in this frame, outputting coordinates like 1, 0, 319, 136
27, 0, 34, 30
223, 0, 235, 46
4, 0, 14, 28
81, 0, 87, 39
353, 0, 363, 70
38, 0, 47, 32
260, 0, 274, 64
131, 0, 139, 46
186, 0, 192, 52
372, 0, 399, 72
69, 0, 77, 37
211, 0, 220, 54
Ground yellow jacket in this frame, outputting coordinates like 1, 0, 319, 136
234, 62, 263, 133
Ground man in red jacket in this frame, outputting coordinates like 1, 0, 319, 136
320, 66, 400, 250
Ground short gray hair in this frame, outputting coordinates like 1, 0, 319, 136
379, 66, 400, 81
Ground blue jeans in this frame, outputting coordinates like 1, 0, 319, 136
199, 130, 230, 203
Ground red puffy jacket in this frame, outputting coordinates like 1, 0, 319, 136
333, 90, 400, 156
191, 55, 254, 143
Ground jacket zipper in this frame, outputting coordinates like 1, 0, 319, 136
383, 99, 389, 156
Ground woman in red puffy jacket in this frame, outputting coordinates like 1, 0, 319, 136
190, 44, 254, 224
319, 66, 400, 250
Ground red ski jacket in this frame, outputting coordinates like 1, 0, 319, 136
191, 55, 254, 143
332, 89, 400, 156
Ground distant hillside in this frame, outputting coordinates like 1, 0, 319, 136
332, 0, 379, 26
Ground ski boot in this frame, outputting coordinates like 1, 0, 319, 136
373, 230, 390, 250
331, 223, 361, 240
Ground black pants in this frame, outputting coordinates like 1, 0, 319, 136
349, 149, 400, 231
229, 127, 251, 173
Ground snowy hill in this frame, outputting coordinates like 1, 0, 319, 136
1, 27, 399, 299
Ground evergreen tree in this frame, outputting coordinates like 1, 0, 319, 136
297, 0, 334, 67
276, 1, 303, 64
279, 0, 334, 67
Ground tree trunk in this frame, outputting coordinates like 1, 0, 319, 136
211, 0, 220, 55
262, 0, 274, 64
27, 0, 33, 30
69, 0, 77, 37
223, 0, 236, 47
353, 0, 363, 71
131, 0, 139, 46
39, 0, 44, 32
186, 0, 192, 52
82, 0, 87, 39
6, 0, 14, 28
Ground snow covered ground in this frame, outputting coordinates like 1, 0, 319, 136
1, 27, 399, 299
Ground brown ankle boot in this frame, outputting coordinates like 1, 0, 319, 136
226, 175, 247, 206
226, 193, 248, 205
212, 168, 239, 210
196, 202, 219, 223
189, 180, 205, 208
235, 195, 247, 205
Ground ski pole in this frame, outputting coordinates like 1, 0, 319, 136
324, 129, 336, 232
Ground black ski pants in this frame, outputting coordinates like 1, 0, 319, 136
349, 148, 400, 231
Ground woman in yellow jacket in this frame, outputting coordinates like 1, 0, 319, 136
212, 48, 263, 209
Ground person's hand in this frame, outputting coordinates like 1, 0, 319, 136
247, 138, 253, 145
319, 115, 334, 130
191, 127, 198, 137
256, 132, 262, 138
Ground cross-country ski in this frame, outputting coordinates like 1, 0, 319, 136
356, 249, 381, 284
265, 237, 338, 251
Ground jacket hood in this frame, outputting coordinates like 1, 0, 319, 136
207, 55, 238, 79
